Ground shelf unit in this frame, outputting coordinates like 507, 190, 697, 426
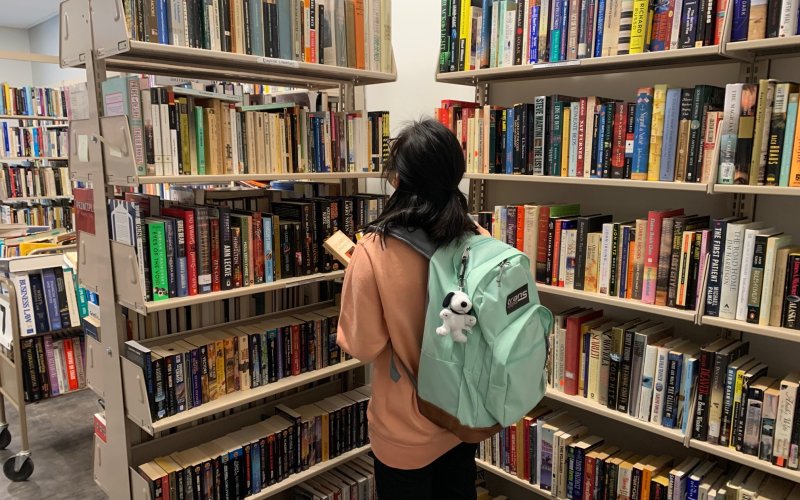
0, 157, 68, 162
60, 0, 397, 498
0, 115, 68, 122
440, 3, 800, 492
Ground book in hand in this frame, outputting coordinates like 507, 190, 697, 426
324, 230, 357, 267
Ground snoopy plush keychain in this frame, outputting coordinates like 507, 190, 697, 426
436, 248, 477, 343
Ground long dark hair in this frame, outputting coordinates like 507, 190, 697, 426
367, 119, 477, 247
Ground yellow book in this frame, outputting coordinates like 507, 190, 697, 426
790, 103, 800, 186
648, 85, 669, 181
584, 232, 602, 293
629, 0, 649, 54
18, 242, 57, 256
460, 0, 472, 70
561, 107, 571, 176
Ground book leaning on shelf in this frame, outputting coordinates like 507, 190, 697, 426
135, 387, 371, 499
108, 188, 384, 303
438, 83, 725, 183
438, 0, 728, 73
101, 76, 390, 178
123, 0, 393, 73
478, 403, 800, 497
0, 82, 68, 118
124, 305, 348, 422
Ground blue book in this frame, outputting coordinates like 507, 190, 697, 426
560, 0, 570, 60
190, 349, 202, 408
276, 327, 285, 378
481, 0, 494, 67
529, 5, 540, 63
249, 0, 265, 56
566, 445, 576, 495
681, 357, 699, 433
32, 128, 40, 157
506, 107, 515, 174
594, 103, 607, 178
156, 0, 169, 44
277, 0, 292, 60
24, 87, 33, 116
41, 268, 62, 331
660, 88, 683, 181
550, 0, 564, 62
594, 0, 607, 57
263, 215, 274, 282
2, 123, 9, 156
573, 446, 586, 499
731, 0, 750, 41
780, 95, 798, 186
248, 335, 261, 387
632, 88, 654, 179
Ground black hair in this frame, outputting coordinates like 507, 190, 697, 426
367, 119, 477, 247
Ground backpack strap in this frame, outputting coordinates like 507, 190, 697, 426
389, 344, 418, 389
387, 226, 436, 260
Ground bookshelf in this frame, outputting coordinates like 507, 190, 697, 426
0, 115, 68, 122
61, 0, 396, 497
436, 0, 800, 494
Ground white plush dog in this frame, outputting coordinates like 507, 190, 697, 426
436, 291, 477, 343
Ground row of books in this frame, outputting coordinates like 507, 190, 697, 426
0, 227, 76, 259
704, 217, 800, 329
108, 190, 383, 303
0, 165, 72, 201
135, 387, 371, 500
439, 0, 725, 73
12, 265, 90, 337
731, 0, 800, 41
291, 458, 376, 500
717, 80, 800, 187
20, 334, 87, 403
123, 0, 393, 72
0, 204, 74, 232
477, 405, 800, 498
102, 76, 390, 177
0, 123, 69, 160
549, 309, 697, 431
124, 305, 346, 422
437, 84, 725, 183
0, 83, 68, 118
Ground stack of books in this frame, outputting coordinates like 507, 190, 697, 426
135, 387, 371, 499
124, 306, 347, 422
291, 456, 376, 499
102, 76, 390, 178
107, 188, 385, 303
439, 0, 727, 72
123, 0, 393, 72
20, 334, 87, 403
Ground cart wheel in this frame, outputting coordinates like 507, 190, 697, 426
0, 428, 10, 450
3, 455, 33, 481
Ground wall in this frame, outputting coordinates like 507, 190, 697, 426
0, 27, 34, 86
28, 16, 85, 87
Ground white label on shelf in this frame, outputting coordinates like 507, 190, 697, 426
68, 83, 91, 121
78, 135, 90, 162
258, 57, 301, 69
536, 60, 582, 69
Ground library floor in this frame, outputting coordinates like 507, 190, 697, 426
0, 389, 104, 500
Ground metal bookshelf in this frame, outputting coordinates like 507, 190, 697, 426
60, 0, 397, 498
438, 0, 800, 491
0, 115, 68, 122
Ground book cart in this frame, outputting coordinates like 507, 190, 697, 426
436, 1, 800, 496
0, 245, 81, 481
58, 1, 396, 498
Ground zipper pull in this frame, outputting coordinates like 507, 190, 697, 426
458, 247, 470, 291
497, 260, 509, 287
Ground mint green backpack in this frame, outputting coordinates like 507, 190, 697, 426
389, 228, 553, 443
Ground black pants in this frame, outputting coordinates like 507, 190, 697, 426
373, 442, 478, 500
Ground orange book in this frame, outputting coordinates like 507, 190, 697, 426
304, 0, 312, 62
791, 109, 800, 186
353, 0, 366, 69
516, 206, 525, 251
63, 338, 79, 391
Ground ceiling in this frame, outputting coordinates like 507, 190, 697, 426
0, 0, 61, 29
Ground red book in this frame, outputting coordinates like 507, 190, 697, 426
440, 100, 481, 109
515, 206, 525, 251
611, 102, 628, 177
291, 324, 301, 376
536, 206, 553, 283
649, 0, 676, 51
63, 338, 79, 391
564, 309, 603, 395
162, 207, 199, 295
576, 97, 588, 176
583, 454, 597, 499
642, 208, 684, 304
210, 217, 221, 292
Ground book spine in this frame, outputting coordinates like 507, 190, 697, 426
662, 353, 682, 428
784, 255, 800, 328
746, 235, 769, 323
632, 88, 654, 180
692, 348, 714, 440
704, 218, 727, 317
765, 84, 790, 185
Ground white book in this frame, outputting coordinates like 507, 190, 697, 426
564, 228, 578, 288
780, 0, 800, 36
52, 341, 68, 394
169, 0, 186, 46
651, 339, 687, 425
736, 227, 775, 321
12, 273, 36, 336
599, 223, 614, 294
503, 5, 517, 67
150, 93, 163, 176
759, 234, 792, 325
668, 456, 701, 500
638, 343, 661, 420
369, 0, 381, 71
229, 107, 239, 174
158, 96, 172, 175
603, 0, 622, 55
587, 327, 603, 402
719, 221, 766, 319
209, 0, 221, 52
569, 101, 580, 176
62, 269, 81, 327
773, 372, 800, 465
670, 0, 684, 50
233, 0, 245, 53
380, 0, 391, 72
556, 323, 566, 391
717, 84, 743, 184
490, 2, 500, 67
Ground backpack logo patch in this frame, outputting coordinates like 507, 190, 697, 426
506, 284, 530, 314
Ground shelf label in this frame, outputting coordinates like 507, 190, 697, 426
258, 57, 301, 69
535, 60, 582, 69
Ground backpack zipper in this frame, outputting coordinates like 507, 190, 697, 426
458, 247, 470, 291
497, 259, 510, 287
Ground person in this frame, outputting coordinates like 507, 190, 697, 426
337, 119, 487, 500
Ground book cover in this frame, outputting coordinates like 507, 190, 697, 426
765, 83, 798, 185
647, 85, 669, 181
145, 219, 169, 302
733, 84, 758, 184
642, 208, 684, 304
718, 83, 744, 184
749, 79, 777, 185
704, 216, 744, 317
632, 87, 654, 180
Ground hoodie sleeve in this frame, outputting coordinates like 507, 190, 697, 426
337, 243, 390, 362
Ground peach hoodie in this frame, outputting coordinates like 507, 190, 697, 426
337, 232, 461, 470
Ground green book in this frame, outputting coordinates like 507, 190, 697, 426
194, 106, 206, 175
69, 269, 89, 318
146, 219, 169, 302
